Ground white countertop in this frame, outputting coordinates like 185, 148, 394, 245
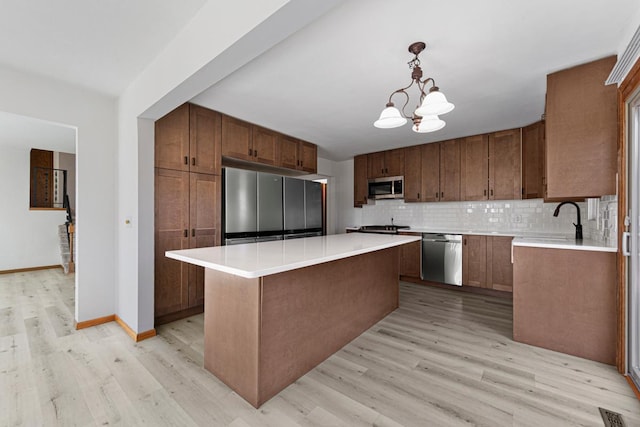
166, 233, 421, 279
512, 236, 616, 252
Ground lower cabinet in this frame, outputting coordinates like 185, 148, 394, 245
154, 168, 221, 324
513, 246, 616, 365
462, 235, 513, 292
399, 236, 421, 278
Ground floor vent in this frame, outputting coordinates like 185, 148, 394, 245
599, 407, 626, 427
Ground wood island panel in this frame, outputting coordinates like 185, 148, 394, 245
513, 246, 616, 365
203, 246, 400, 408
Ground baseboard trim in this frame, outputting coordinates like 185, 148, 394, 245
76, 314, 116, 330
626, 375, 640, 401
115, 315, 156, 342
0, 265, 62, 275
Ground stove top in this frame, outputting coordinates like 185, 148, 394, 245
358, 225, 410, 234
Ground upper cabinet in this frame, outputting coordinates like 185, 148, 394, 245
489, 128, 521, 201
155, 104, 221, 175
438, 139, 461, 201
522, 120, 545, 199
403, 140, 458, 203
222, 114, 317, 174
368, 148, 404, 179
545, 56, 617, 199
353, 154, 369, 207
461, 135, 488, 201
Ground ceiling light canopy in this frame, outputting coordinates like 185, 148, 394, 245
374, 42, 454, 133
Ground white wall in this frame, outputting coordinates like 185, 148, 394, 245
333, 158, 362, 232
0, 66, 117, 323
0, 146, 67, 269
115, 0, 344, 333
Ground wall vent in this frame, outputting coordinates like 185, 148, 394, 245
606, 24, 640, 85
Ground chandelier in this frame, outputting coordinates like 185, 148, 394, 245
374, 42, 454, 133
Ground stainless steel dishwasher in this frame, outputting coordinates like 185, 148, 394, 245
421, 233, 462, 286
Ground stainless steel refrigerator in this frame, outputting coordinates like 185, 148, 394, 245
283, 177, 323, 239
223, 168, 283, 245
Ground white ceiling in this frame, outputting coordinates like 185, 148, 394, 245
193, 0, 640, 160
0, 112, 76, 153
0, 0, 638, 161
0, 0, 207, 96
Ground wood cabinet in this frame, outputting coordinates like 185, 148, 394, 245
221, 114, 317, 173
367, 149, 404, 178
280, 136, 317, 173
522, 121, 545, 199
403, 146, 422, 203
461, 135, 488, 201
353, 154, 369, 207
513, 246, 616, 364
462, 235, 513, 292
462, 235, 487, 287
439, 139, 461, 201
399, 235, 421, 278
545, 55, 617, 199
404, 143, 440, 203
460, 130, 521, 201
154, 169, 221, 323
489, 128, 521, 201
155, 103, 222, 324
155, 103, 221, 175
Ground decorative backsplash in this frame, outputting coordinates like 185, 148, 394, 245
359, 196, 617, 245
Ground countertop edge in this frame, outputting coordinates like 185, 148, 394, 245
166, 235, 421, 278
512, 237, 617, 253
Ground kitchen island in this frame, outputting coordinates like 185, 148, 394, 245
166, 233, 420, 408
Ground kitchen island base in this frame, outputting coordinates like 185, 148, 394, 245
204, 246, 400, 408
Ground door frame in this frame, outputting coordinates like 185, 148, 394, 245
618, 57, 640, 374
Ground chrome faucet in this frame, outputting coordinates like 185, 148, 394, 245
553, 201, 583, 240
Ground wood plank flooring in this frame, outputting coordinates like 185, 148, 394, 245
1, 268, 639, 426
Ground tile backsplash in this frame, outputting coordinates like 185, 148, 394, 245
360, 196, 617, 245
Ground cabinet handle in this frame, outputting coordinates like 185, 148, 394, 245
441, 192, 444, 198
183, 229, 188, 238
435, 192, 438, 199
300, 161, 303, 167
464, 238, 467, 245
417, 193, 420, 199
484, 189, 487, 196
192, 157, 196, 166
192, 228, 195, 237
490, 189, 494, 196
381, 168, 384, 174
385, 168, 388, 174
184, 156, 188, 165
254, 150, 258, 157
249, 148, 253, 156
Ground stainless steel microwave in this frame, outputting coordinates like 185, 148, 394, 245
368, 176, 404, 199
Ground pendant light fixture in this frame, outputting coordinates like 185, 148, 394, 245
374, 42, 454, 133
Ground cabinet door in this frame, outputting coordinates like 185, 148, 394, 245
367, 151, 386, 179
462, 235, 487, 287
252, 126, 279, 166
155, 168, 190, 317
221, 115, 252, 161
403, 146, 422, 202
522, 121, 545, 199
439, 139, 461, 201
461, 134, 488, 201
385, 149, 405, 177
189, 105, 220, 175
188, 173, 220, 308
155, 104, 189, 171
421, 143, 440, 202
299, 140, 317, 173
489, 129, 521, 200
354, 154, 369, 207
399, 239, 421, 278
279, 135, 299, 170
486, 236, 513, 292
545, 55, 617, 199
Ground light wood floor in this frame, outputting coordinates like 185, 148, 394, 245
1, 269, 639, 426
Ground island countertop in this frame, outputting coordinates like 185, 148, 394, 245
166, 233, 421, 279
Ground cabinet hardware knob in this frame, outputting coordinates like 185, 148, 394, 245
192, 157, 196, 166
192, 228, 195, 237
184, 156, 188, 165
183, 229, 188, 238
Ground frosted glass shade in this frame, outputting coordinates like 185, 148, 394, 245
373, 106, 407, 128
412, 115, 445, 133
415, 90, 455, 116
